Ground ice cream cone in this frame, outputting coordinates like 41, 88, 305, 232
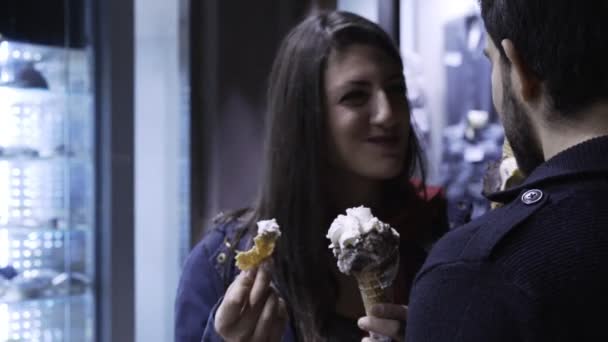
327, 207, 397, 342
490, 139, 525, 209
503, 139, 514, 159
354, 271, 391, 314
356, 271, 393, 342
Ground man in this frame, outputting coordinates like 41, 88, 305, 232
402, 1, 608, 341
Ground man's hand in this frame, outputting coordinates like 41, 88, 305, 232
358, 304, 408, 342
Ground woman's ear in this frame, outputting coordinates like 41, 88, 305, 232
501, 39, 541, 102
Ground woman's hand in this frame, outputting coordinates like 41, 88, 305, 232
358, 304, 408, 342
214, 266, 288, 342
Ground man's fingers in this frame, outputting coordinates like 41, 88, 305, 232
215, 270, 256, 334
370, 304, 408, 320
357, 304, 407, 341
358, 316, 404, 341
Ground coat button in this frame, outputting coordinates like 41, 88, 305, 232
521, 189, 543, 205
216, 252, 227, 264
457, 201, 469, 210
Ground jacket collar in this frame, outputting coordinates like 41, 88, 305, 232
488, 135, 608, 203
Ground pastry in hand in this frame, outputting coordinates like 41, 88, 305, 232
235, 219, 281, 271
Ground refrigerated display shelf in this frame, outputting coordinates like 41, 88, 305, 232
0, 154, 92, 162
0, 225, 89, 238
0, 228, 91, 292
0, 87, 92, 100
0, 279, 92, 305
0, 226, 90, 233
0, 220, 90, 234
0, 157, 93, 231
0, 86, 93, 158
0, 292, 94, 342
1, 30, 95, 342
1, 291, 92, 307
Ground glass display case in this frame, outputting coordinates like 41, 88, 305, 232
398, 0, 504, 219
0, 38, 94, 342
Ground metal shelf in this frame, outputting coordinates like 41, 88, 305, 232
1, 291, 92, 307
0, 154, 93, 163
0, 86, 93, 100
0, 226, 90, 233
0, 278, 92, 305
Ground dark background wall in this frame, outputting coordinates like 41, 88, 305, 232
190, 1, 317, 241
0, 0, 85, 47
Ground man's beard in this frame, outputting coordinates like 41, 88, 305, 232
502, 78, 545, 175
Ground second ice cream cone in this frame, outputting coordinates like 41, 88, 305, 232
355, 271, 391, 314
502, 139, 514, 159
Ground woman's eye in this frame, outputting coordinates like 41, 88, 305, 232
340, 90, 369, 106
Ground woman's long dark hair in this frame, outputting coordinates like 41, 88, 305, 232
237, 11, 425, 341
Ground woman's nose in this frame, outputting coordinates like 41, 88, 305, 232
370, 91, 399, 128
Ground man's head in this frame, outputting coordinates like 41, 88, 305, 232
481, 0, 608, 174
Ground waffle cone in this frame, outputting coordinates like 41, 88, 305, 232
354, 271, 391, 314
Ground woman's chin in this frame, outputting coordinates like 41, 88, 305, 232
361, 163, 404, 180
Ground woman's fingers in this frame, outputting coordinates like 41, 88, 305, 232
250, 265, 272, 307
215, 266, 287, 342
267, 297, 289, 342
233, 268, 275, 339
250, 293, 280, 341
215, 270, 257, 337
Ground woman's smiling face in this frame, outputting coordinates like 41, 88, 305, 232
324, 44, 411, 181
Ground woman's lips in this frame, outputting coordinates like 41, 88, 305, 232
366, 135, 400, 145
365, 135, 403, 154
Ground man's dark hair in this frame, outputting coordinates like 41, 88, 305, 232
480, 0, 608, 115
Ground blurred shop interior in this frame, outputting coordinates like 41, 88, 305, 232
0, 0, 501, 341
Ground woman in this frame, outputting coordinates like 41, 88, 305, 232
175, 11, 448, 342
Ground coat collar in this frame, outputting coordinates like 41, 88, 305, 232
488, 135, 608, 203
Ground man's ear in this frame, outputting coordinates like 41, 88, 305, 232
501, 39, 541, 102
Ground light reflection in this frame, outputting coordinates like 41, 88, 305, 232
0, 41, 9, 63
0, 229, 9, 267
0, 71, 10, 83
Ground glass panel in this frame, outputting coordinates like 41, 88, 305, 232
0, 294, 93, 341
0, 0, 95, 340
64, 28, 95, 342
401, 0, 504, 219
